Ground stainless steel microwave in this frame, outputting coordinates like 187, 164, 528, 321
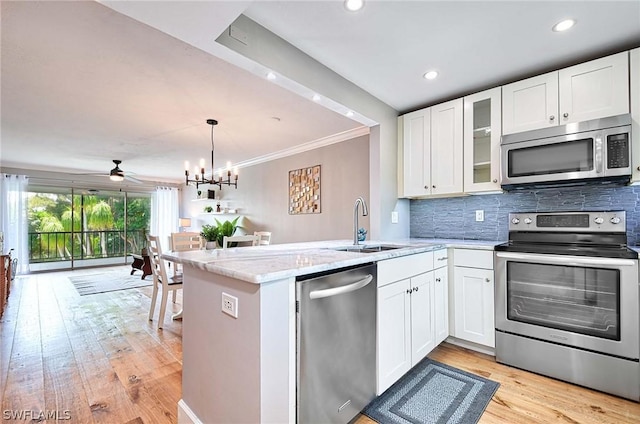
500, 114, 632, 190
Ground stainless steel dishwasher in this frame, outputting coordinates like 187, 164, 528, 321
296, 263, 377, 424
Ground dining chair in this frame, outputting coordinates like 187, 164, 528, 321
147, 234, 183, 329
171, 231, 202, 251
169, 232, 201, 289
222, 234, 260, 249
253, 231, 272, 246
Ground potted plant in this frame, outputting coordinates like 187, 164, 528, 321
215, 217, 240, 247
200, 224, 219, 249
204, 205, 213, 213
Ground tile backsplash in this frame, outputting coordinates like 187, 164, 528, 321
410, 184, 640, 246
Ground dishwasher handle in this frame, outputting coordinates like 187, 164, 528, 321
309, 274, 373, 300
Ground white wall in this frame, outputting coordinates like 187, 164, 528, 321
181, 135, 370, 244
216, 15, 410, 240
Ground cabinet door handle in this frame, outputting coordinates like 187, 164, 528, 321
485, 278, 491, 282
424, 185, 428, 190
406, 289, 412, 294
636, 166, 640, 172
437, 257, 447, 261
414, 286, 419, 292
432, 185, 436, 189
436, 278, 441, 282
563, 113, 569, 118
493, 179, 498, 183
549, 115, 555, 121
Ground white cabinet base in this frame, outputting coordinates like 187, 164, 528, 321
445, 336, 496, 357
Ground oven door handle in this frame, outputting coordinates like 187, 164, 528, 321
495, 251, 637, 267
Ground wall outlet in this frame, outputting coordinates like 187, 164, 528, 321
222, 292, 239, 318
475, 210, 484, 222
391, 211, 399, 224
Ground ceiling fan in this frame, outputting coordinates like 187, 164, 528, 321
108, 160, 142, 183
109, 159, 125, 181
74, 159, 142, 183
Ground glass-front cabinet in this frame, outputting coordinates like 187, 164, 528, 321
463, 87, 502, 193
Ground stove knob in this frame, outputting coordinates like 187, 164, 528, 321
511, 217, 520, 225
610, 216, 621, 224
524, 218, 532, 225
594, 217, 604, 225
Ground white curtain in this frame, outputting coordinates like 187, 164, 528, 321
150, 187, 179, 251
1, 174, 29, 274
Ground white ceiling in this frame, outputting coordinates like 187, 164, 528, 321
2, 1, 639, 185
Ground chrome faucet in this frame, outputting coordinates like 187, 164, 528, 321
353, 197, 369, 245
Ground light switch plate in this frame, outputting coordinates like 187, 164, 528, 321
391, 211, 399, 224
475, 210, 484, 222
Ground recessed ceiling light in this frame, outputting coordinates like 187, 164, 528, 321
266, 71, 276, 80
344, 0, 364, 12
346, 110, 354, 117
312, 94, 321, 102
423, 70, 438, 80
552, 19, 576, 32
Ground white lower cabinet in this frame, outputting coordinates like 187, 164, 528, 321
433, 265, 449, 345
377, 249, 449, 394
452, 249, 495, 348
377, 278, 412, 393
377, 271, 434, 394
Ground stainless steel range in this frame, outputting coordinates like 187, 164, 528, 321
494, 211, 639, 401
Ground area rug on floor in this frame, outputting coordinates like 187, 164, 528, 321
363, 357, 499, 424
69, 269, 153, 296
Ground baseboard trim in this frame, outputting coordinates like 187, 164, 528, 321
445, 336, 495, 356
178, 399, 202, 424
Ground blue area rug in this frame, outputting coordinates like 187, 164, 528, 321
363, 358, 499, 424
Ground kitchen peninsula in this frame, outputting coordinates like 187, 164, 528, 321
163, 239, 497, 424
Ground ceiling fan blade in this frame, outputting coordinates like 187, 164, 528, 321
124, 174, 144, 184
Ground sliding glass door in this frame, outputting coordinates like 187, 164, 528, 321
27, 186, 151, 271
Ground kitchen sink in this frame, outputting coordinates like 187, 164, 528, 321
331, 244, 410, 253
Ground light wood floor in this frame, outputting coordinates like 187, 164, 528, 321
2, 268, 640, 423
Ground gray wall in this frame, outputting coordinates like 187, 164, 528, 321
410, 185, 640, 246
183, 136, 370, 244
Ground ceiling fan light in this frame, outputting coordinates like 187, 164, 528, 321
110, 174, 124, 182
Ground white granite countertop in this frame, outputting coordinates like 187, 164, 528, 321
162, 238, 502, 284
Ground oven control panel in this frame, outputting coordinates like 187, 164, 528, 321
508, 211, 626, 232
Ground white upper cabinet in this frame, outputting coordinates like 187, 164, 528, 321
559, 52, 629, 124
399, 99, 463, 198
502, 72, 558, 134
431, 99, 464, 195
399, 109, 431, 197
463, 88, 502, 193
503, 52, 629, 135
631, 48, 640, 183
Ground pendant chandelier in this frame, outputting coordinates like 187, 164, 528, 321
184, 119, 238, 190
